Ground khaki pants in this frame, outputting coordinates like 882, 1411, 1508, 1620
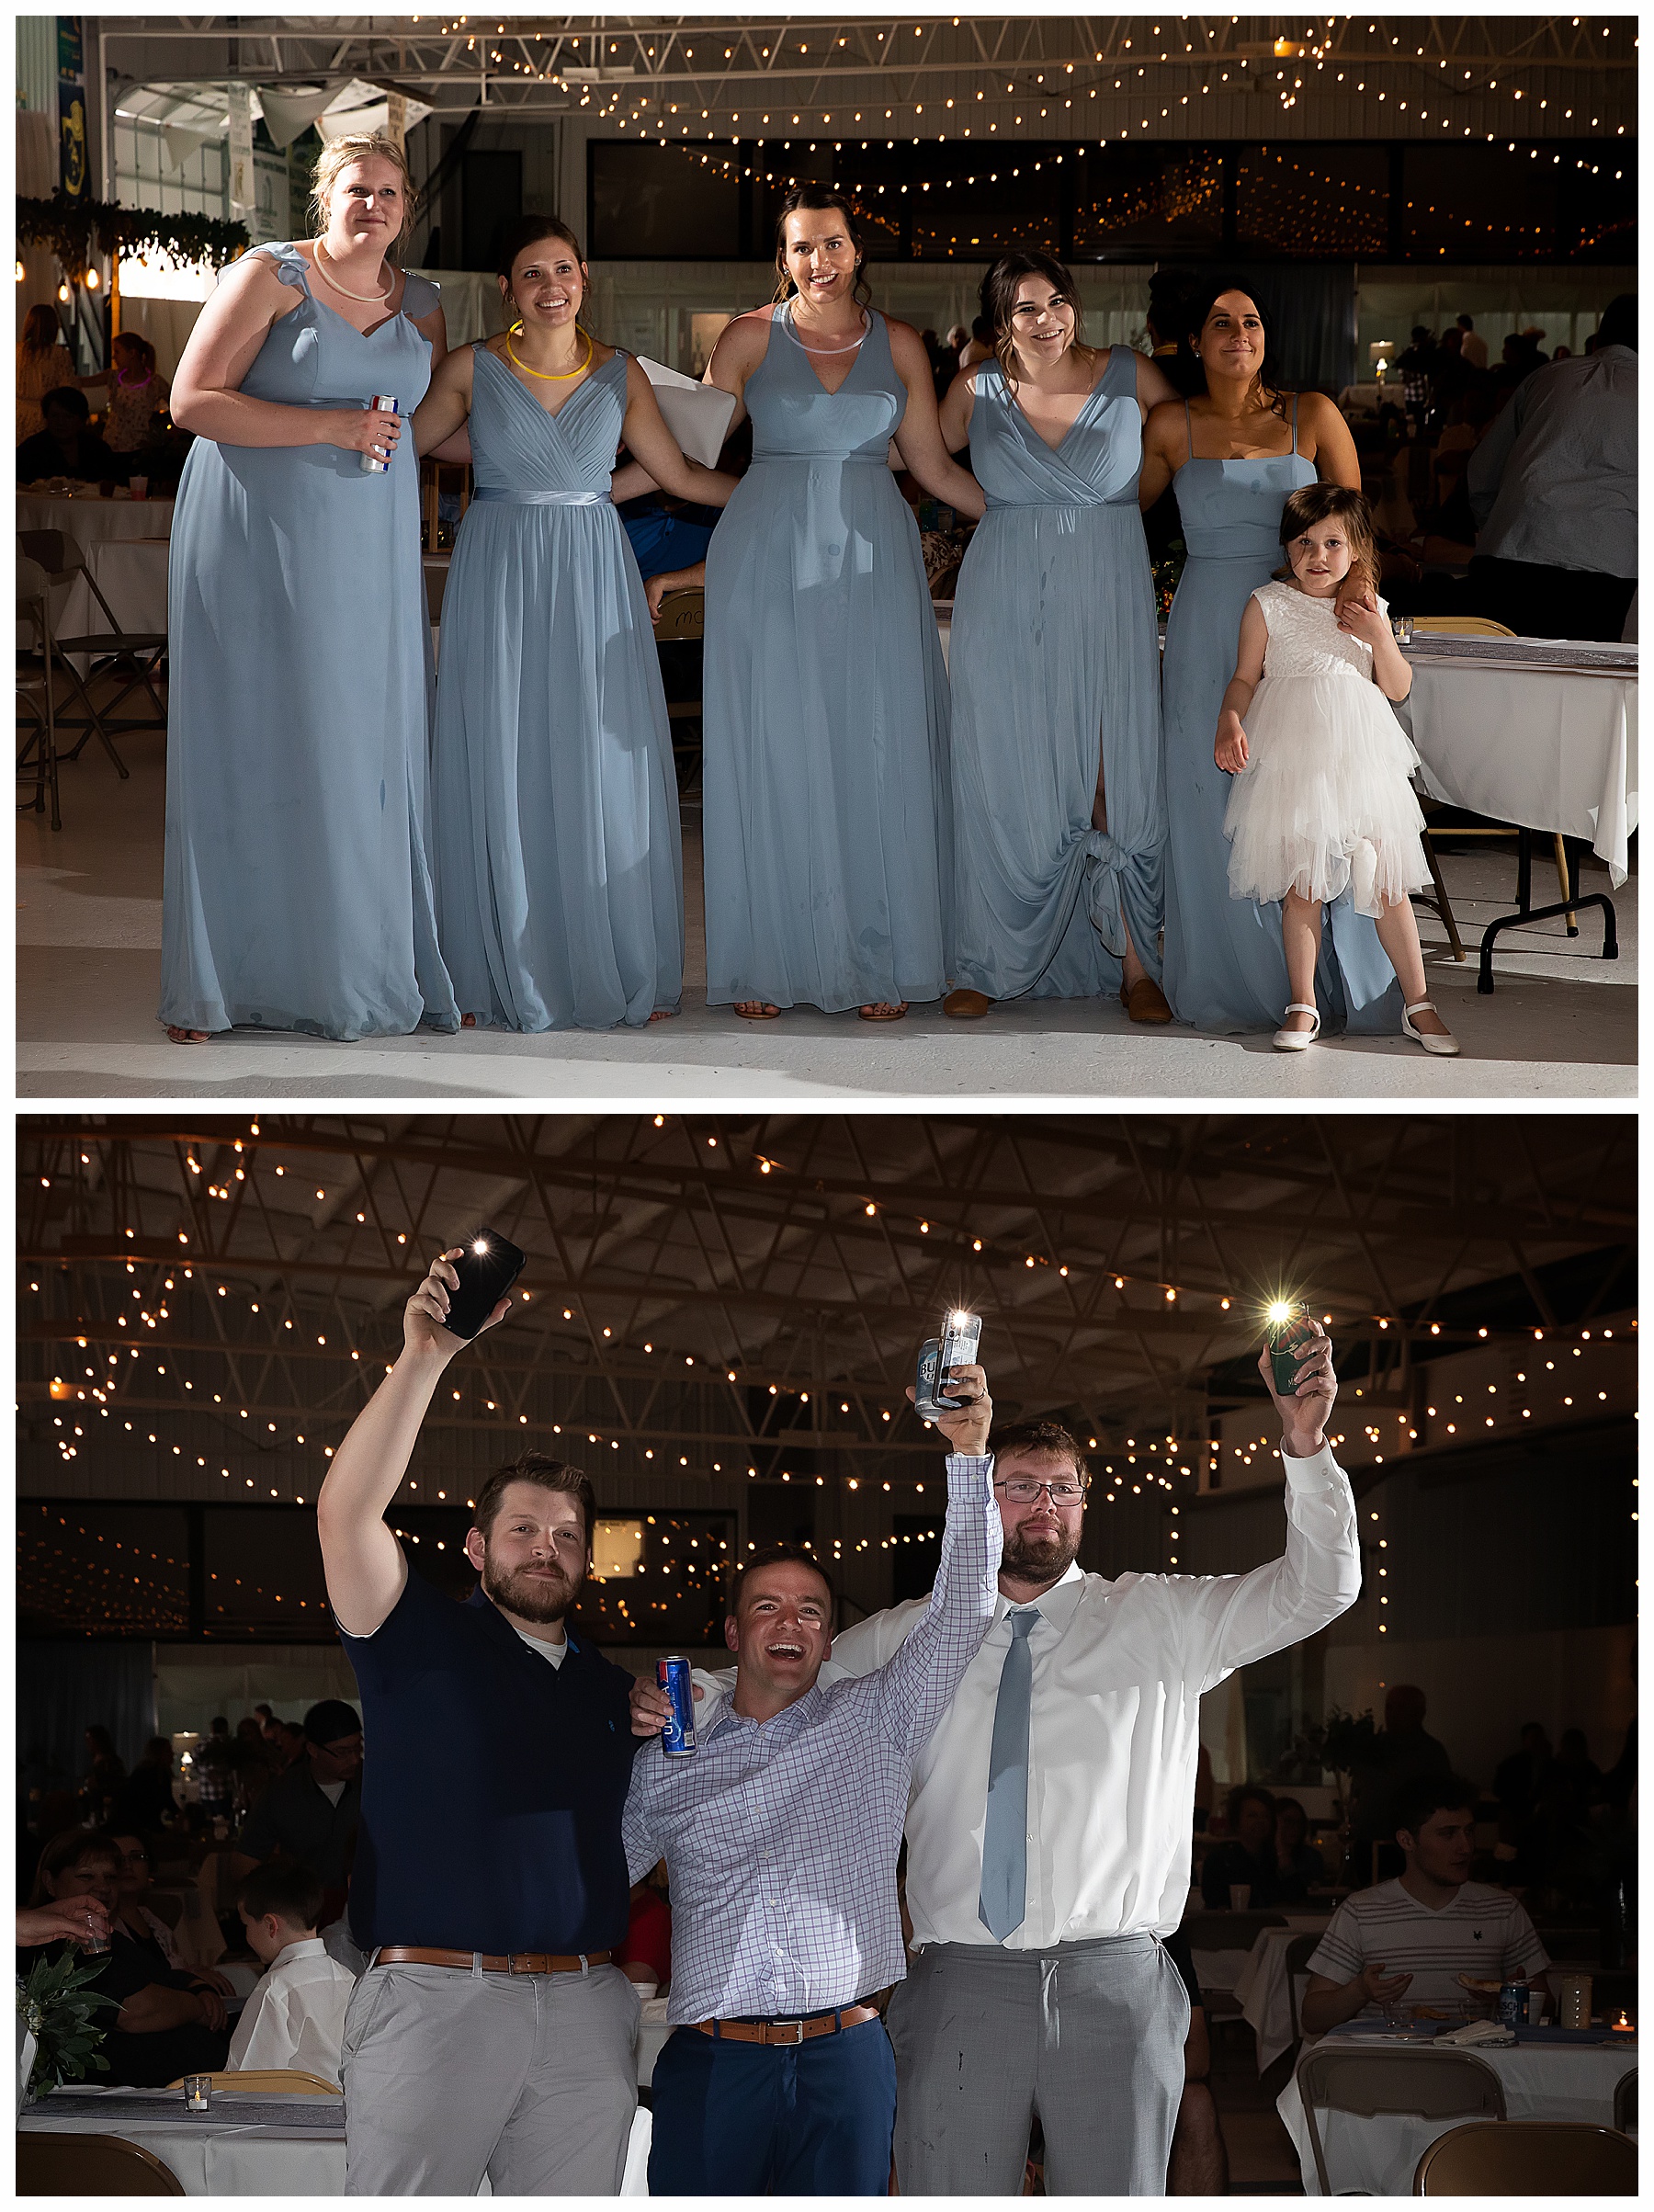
340, 1959, 639, 2195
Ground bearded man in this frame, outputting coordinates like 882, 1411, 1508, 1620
639, 1332, 1360, 2195
317, 1247, 640, 2197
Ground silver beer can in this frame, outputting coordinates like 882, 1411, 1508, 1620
361, 395, 399, 473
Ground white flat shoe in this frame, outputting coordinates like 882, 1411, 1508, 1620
1403, 998, 1461, 1056
1273, 1003, 1321, 1051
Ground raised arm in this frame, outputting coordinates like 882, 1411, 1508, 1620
171, 253, 396, 463
619, 357, 740, 505
888, 321, 985, 519
1173, 1330, 1361, 1692
315, 1247, 512, 1634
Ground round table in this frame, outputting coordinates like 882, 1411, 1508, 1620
1279, 2030, 1637, 2194
17, 490, 175, 562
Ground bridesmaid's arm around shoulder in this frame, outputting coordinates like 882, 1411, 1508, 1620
1338, 593, 1413, 700
1136, 398, 1185, 510
936, 362, 980, 457
412, 343, 475, 459
1215, 596, 1270, 773
885, 319, 985, 521
1296, 391, 1362, 490
171, 252, 394, 460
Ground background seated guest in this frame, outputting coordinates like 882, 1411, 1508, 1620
19, 1830, 229, 2086
1466, 293, 1637, 640
1200, 1784, 1285, 1907
617, 1869, 672, 2000
109, 1830, 234, 1996
16, 385, 129, 485
1273, 1796, 1330, 1902
227, 1862, 357, 2083
236, 1699, 362, 1923
112, 1736, 179, 1839
1299, 1775, 1550, 2036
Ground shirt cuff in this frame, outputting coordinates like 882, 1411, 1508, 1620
946, 1452, 994, 1484
1279, 1440, 1341, 1482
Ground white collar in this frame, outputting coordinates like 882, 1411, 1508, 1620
269, 1936, 326, 1970
992, 1559, 1087, 1630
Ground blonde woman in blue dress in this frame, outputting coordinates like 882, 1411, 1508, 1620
696, 186, 985, 1021
1217, 483, 1457, 1055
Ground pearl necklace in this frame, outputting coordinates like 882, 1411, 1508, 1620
311, 240, 392, 305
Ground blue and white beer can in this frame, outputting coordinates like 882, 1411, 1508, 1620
658, 1655, 697, 1757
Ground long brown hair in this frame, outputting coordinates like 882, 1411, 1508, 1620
1188, 275, 1289, 422
1274, 482, 1381, 601
20, 304, 60, 354
771, 186, 873, 310
980, 250, 1088, 389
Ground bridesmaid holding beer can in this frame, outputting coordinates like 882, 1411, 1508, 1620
160, 133, 457, 1044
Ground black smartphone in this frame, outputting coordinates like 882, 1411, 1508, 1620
441, 1231, 527, 1340
1264, 1302, 1315, 1395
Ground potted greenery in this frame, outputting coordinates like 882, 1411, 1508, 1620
17, 1946, 117, 2110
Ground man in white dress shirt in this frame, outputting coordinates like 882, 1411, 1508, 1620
638, 1322, 1359, 2192
227, 1862, 357, 2084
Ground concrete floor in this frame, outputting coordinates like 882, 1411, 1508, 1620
18, 732, 1636, 1100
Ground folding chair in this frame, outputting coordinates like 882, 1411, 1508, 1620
653, 586, 706, 803
17, 2132, 186, 2195
1296, 2044, 1505, 2198
17, 551, 62, 829
17, 529, 166, 787
1613, 2067, 1637, 2134
1284, 1930, 1321, 2050
164, 2068, 341, 2094
1413, 2119, 1637, 2195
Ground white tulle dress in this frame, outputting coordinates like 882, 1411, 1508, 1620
1222, 581, 1431, 919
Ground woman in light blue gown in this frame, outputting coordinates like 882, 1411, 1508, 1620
1140, 279, 1401, 1036
161, 135, 457, 1043
414, 217, 734, 1031
698, 186, 986, 1020
937, 251, 1176, 1023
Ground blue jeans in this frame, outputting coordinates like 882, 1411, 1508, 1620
647, 2016, 896, 2195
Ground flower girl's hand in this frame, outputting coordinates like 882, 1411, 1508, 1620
1215, 712, 1249, 774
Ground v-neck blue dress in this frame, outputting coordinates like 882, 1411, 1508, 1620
1161, 397, 1400, 1034
948, 345, 1164, 1000
429, 346, 684, 1030
701, 304, 951, 1012
160, 242, 457, 1039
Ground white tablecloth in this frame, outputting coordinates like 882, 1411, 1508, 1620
1403, 651, 1638, 886
17, 492, 175, 560
20, 2091, 653, 2195
1337, 382, 1389, 414
1233, 1922, 1327, 2072
1279, 2034, 1637, 2195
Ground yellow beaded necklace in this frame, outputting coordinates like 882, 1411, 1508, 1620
504, 322, 595, 382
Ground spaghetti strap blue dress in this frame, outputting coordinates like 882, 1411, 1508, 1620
1160, 395, 1401, 1034
160, 243, 456, 1039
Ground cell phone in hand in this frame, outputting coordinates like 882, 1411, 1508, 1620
441, 1231, 527, 1340
1263, 1301, 1315, 1395
914, 1310, 983, 1420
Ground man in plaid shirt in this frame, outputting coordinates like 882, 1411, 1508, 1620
626, 1362, 1002, 2195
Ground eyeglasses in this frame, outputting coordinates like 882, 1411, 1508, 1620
993, 1479, 1085, 1504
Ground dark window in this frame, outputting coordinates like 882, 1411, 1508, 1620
461, 149, 523, 273
889, 1512, 943, 1606
1072, 145, 1224, 255
202, 1507, 332, 1636
1236, 144, 1388, 257
1403, 142, 1558, 260
590, 142, 740, 258
17, 1500, 189, 1639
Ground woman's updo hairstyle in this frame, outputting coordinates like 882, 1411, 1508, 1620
980, 250, 1086, 387
1274, 482, 1381, 601
309, 132, 417, 250
771, 186, 874, 310
1187, 275, 1289, 420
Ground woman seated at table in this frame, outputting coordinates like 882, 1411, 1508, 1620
19, 1830, 230, 2086
1272, 1797, 1331, 1904
16, 386, 130, 487
109, 1829, 237, 1997
1200, 1782, 1297, 1909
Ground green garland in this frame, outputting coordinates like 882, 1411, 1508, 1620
17, 194, 249, 281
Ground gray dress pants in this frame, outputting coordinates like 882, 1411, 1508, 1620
885, 1933, 1190, 2195
340, 1960, 639, 2195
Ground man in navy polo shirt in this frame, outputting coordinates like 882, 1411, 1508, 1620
318, 1247, 640, 2196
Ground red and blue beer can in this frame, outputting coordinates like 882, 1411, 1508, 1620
658, 1655, 697, 1757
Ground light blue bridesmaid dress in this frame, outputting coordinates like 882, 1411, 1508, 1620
701, 304, 950, 1012
430, 347, 684, 1030
1161, 397, 1401, 1034
949, 344, 1163, 1000
161, 244, 457, 1039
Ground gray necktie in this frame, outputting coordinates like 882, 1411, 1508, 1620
979, 1608, 1038, 1941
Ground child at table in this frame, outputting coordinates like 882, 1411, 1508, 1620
226, 1864, 356, 2085
1215, 483, 1458, 1058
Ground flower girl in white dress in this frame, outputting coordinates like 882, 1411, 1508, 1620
1215, 483, 1457, 1056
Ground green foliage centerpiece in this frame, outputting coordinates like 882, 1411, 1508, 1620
17, 1945, 117, 2104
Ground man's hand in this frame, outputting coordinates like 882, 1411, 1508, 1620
906, 1360, 992, 1457
1258, 1327, 1337, 1458
17, 1899, 111, 1948
1360, 1962, 1413, 2005
402, 1248, 511, 1366
630, 1672, 705, 1738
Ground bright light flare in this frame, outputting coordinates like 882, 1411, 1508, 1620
472, 1238, 489, 1254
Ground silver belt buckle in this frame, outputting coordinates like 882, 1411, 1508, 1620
773, 2019, 806, 2045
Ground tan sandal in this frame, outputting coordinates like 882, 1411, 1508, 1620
858, 1001, 909, 1022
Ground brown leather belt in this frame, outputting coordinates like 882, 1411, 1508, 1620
691, 2003, 881, 2045
375, 1945, 614, 1975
